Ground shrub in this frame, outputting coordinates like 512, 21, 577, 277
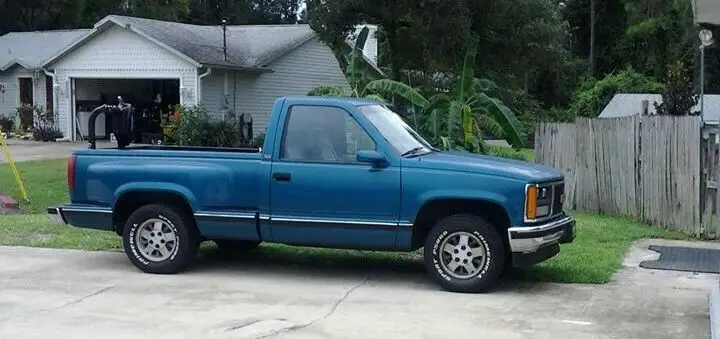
168, 105, 210, 146
0, 115, 13, 133
31, 108, 63, 141
16, 104, 39, 131
487, 145, 529, 161
167, 105, 258, 148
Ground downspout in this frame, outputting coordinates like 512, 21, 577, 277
197, 67, 212, 105
42, 68, 68, 141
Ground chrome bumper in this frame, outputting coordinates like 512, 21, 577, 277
47, 207, 67, 225
507, 215, 575, 253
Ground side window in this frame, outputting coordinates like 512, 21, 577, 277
281, 105, 376, 163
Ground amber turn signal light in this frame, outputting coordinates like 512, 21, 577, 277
526, 185, 537, 220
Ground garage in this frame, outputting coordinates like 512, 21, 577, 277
71, 78, 180, 143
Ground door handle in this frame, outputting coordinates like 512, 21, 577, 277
272, 172, 291, 182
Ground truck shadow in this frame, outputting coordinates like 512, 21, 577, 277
188, 243, 557, 294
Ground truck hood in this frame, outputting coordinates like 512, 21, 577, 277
409, 151, 563, 182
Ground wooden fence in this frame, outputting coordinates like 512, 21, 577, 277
535, 115, 718, 238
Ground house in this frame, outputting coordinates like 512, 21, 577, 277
598, 93, 720, 124
0, 29, 90, 124
1, 15, 353, 141
692, 0, 720, 26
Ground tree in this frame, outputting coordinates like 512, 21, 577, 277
655, 60, 698, 116
307, 26, 429, 109
568, 66, 664, 117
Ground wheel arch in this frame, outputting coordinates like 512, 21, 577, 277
411, 198, 512, 250
112, 187, 196, 235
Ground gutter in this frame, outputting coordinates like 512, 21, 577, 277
196, 67, 212, 104
42, 68, 69, 142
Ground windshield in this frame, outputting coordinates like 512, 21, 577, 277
356, 104, 435, 156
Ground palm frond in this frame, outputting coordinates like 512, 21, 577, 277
473, 92, 526, 148
363, 94, 388, 103
454, 33, 480, 102
446, 100, 463, 141
307, 85, 346, 97
473, 78, 500, 95
363, 79, 429, 108
461, 103, 473, 148
475, 114, 505, 139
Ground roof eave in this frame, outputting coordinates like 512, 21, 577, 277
202, 63, 274, 73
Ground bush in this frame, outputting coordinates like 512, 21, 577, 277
167, 105, 258, 148
0, 115, 13, 133
16, 104, 38, 131
168, 105, 211, 146
568, 66, 664, 118
31, 109, 63, 141
487, 145, 529, 161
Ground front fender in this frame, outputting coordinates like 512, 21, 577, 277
408, 189, 524, 226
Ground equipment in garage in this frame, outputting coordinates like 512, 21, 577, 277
73, 79, 179, 144
87, 96, 135, 149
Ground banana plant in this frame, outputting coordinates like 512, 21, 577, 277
307, 26, 429, 109
419, 34, 525, 152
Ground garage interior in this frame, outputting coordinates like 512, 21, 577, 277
73, 78, 180, 143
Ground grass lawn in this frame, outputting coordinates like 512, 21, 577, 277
0, 157, 691, 284
0, 158, 69, 214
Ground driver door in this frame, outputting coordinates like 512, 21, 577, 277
269, 104, 401, 250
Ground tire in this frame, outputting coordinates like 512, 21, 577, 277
213, 239, 261, 253
122, 204, 200, 274
423, 214, 506, 293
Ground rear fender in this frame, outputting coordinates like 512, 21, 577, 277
113, 182, 198, 211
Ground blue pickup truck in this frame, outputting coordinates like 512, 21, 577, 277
48, 96, 574, 293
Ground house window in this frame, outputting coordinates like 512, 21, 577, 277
19, 78, 33, 105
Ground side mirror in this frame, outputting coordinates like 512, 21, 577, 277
356, 150, 388, 167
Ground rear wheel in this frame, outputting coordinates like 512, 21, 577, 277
122, 204, 200, 274
423, 214, 506, 293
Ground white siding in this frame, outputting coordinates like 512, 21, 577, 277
51, 25, 198, 140
200, 37, 349, 136
0, 67, 50, 127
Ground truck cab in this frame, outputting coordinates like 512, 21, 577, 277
48, 96, 575, 293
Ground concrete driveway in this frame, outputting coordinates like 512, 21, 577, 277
0, 239, 716, 339
1, 140, 113, 163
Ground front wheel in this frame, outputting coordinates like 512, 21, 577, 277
423, 214, 506, 293
122, 204, 200, 274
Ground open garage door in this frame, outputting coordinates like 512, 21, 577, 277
72, 78, 180, 143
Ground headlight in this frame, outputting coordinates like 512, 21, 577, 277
525, 184, 552, 221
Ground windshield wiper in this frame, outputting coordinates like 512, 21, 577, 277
401, 146, 429, 157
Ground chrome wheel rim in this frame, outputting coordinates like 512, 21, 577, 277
439, 231, 487, 279
135, 218, 177, 262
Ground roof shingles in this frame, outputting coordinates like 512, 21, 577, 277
0, 29, 90, 71
106, 15, 316, 68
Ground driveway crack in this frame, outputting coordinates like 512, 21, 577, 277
257, 277, 370, 338
50, 286, 115, 311
0, 285, 114, 324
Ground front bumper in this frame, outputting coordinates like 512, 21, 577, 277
47, 207, 68, 225
507, 215, 575, 266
